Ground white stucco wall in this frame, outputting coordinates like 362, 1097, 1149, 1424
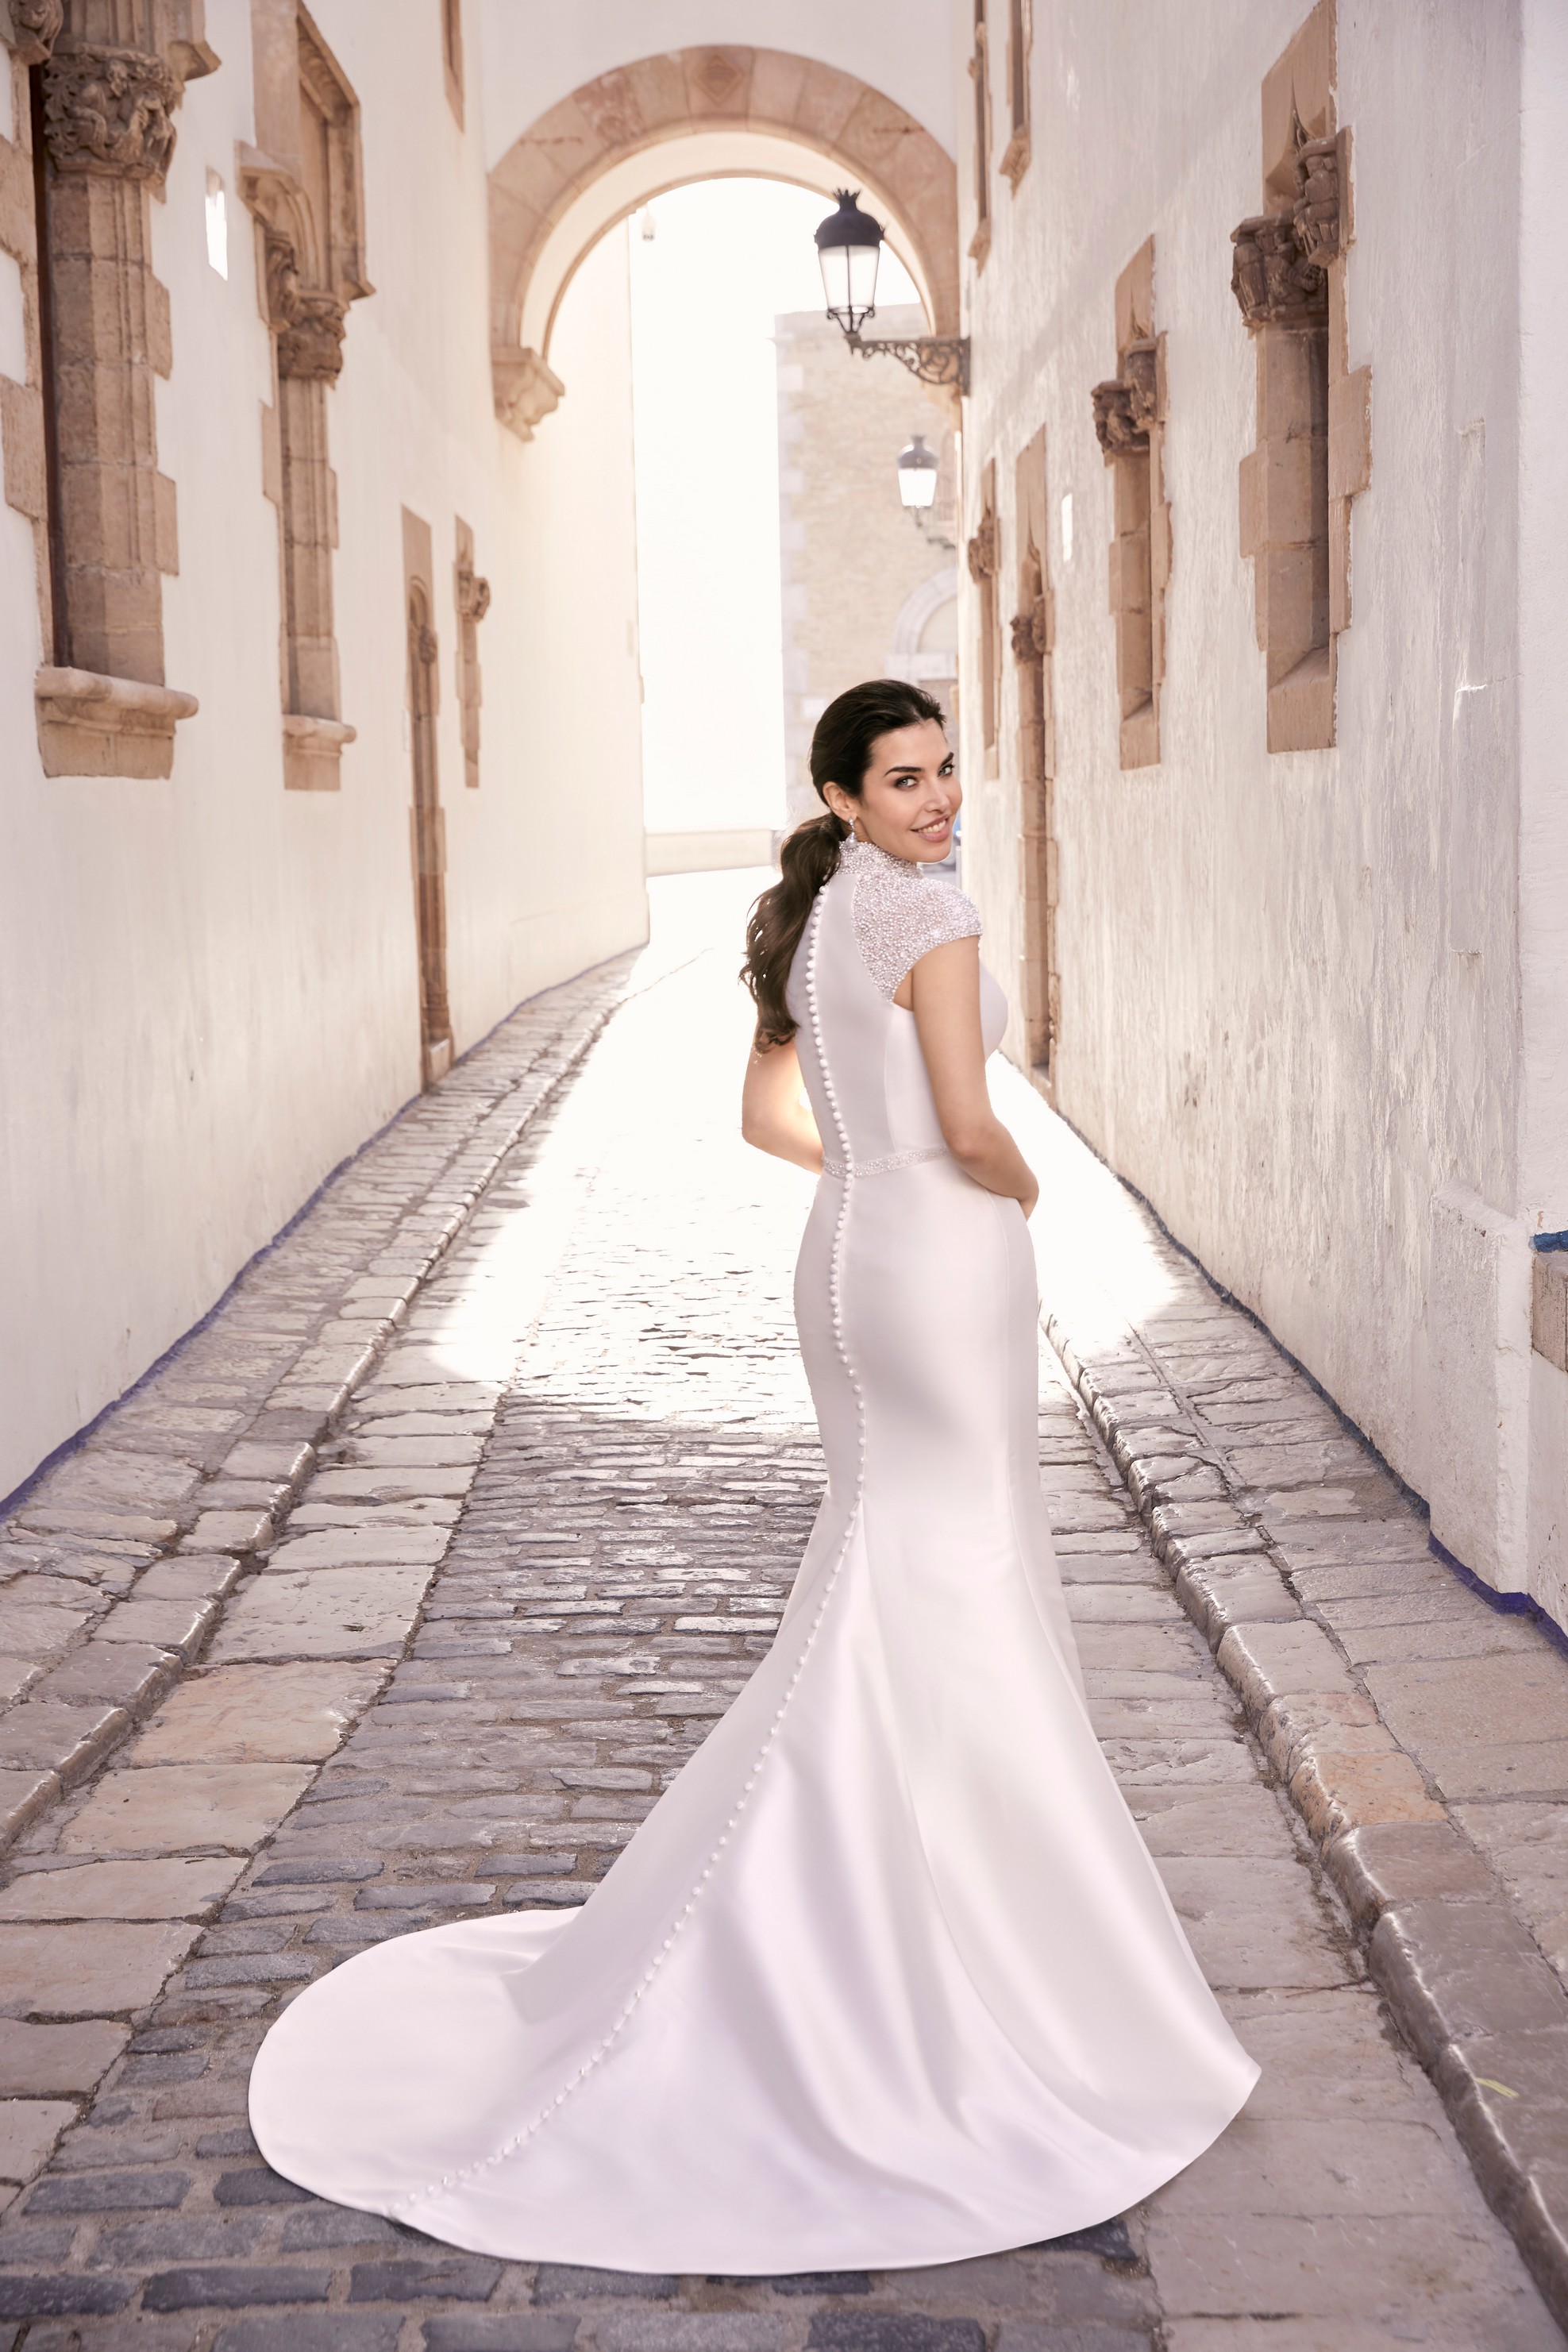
0, 0, 645, 1502
957, 1, 1566, 1600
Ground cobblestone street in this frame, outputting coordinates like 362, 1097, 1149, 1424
0, 877, 1560, 2348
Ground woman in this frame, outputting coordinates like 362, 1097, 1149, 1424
249, 681, 1257, 2269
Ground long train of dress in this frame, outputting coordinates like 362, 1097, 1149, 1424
248, 839, 1258, 2269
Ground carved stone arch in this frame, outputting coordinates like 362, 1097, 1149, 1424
488, 47, 957, 440
889, 565, 960, 674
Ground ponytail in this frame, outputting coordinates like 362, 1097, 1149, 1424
741, 812, 846, 1047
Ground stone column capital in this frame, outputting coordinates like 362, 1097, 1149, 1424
42, 43, 179, 183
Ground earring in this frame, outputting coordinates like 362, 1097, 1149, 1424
851, 815, 869, 842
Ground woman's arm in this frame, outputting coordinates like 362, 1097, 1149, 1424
903, 937, 1039, 1215
741, 1037, 824, 1175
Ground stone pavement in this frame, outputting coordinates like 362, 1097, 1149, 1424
0, 872, 1558, 2346
996, 1059, 1568, 2327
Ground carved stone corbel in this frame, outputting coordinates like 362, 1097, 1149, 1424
1230, 134, 1341, 330
41, 43, 179, 184
278, 291, 347, 382
492, 345, 564, 442
1009, 592, 1051, 664
1292, 136, 1340, 268
1092, 337, 1160, 454
1091, 380, 1134, 453
456, 560, 491, 624
6, 0, 64, 66
965, 512, 999, 584
260, 226, 347, 384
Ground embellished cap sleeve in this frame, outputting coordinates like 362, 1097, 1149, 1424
846, 842, 982, 1001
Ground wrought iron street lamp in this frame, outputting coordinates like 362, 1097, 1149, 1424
895, 433, 954, 549
896, 434, 940, 510
814, 191, 971, 393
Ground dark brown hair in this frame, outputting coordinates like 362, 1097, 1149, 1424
741, 678, 946, 1047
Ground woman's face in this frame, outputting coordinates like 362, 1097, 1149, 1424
823, 719, 959, 865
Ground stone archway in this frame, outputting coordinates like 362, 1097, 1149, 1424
488, 47, 958, 439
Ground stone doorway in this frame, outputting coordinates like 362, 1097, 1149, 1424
406, 572, 453, 1087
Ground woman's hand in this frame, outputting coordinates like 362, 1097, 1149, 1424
741, 1036, 824, 1175
905, 937, 1039, 1213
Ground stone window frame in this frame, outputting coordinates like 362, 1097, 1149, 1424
403, 507, 453, 1088
967, 0, 992, 270
1011, 422, 1057, 1086
1091, 236, 1169, 771
441, 0, 463, 128
2, 2, 216, 779
966, 457, 1002, 775
1230, 0, 1370, 754
240, 0, 372, 790
453, 515, 489, 792
1000, 0, 1031, 191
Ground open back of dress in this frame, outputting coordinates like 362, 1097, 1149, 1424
248, 840, 1257, 2270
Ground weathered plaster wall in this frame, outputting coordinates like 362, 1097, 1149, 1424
0, 0, 645, 1500
959, 1, 1564, 1599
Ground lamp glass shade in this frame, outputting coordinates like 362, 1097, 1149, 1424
896, 435, 940, 510
815, 189, 883, 333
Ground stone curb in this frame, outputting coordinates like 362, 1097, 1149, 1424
1045, 1306, 1568, 2336
0, 956, 638, 1869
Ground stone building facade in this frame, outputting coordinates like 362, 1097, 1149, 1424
954, 0, 1568, 1623
0, 0, 651, 1502
776, 304, 957, 824
0, 1, 960, 1506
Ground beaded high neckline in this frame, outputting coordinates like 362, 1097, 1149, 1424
841, 836, 930, 881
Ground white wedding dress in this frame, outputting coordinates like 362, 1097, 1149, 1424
249, 837, 1258, 2269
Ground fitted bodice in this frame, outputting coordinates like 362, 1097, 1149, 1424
784, 841, 1006, 1173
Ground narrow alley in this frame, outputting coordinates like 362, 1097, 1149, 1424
0, 878, 1557, 2349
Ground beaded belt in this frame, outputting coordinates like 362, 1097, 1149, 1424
820, 1145, 949, 1180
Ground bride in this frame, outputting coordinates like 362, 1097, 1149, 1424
249, 678, 1257, 2270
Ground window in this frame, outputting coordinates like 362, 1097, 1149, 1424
441, 0, 464, 126
1011, 426, 1057, 1082
969, 0, 992, 267
204, 168, 228, 277
966, 460, 1001, 771
453, 516, 490, 789
1001, 0, 1031, 187
244, 6, 371, 787
1230, 0, 1370, 752
1091, 237, 1169, 769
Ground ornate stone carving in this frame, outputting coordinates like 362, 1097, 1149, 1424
1092, 341, 1158, 453
691, 48, 744, 107
1292, 136, 1340, 269
279, 291, 347, 382
42, 44, 179, 183
1123, 339, 1158, 431
263, 225, 301, 327
262, 229, 347, 382
9, 0, 64, 67
492, 346, 564, 441
1010, 596, 1050, 663
456, 561, 491, 624
965, 513, 999, 584
1230, 135, 1341, 329
1091, 379, 1142, 454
